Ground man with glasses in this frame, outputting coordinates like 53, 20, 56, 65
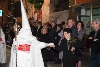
87, 19, 100, 67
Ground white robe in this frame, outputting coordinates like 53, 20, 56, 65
9, 0, 53, 67
0, 28, 6, 63
9, 36, 51, 67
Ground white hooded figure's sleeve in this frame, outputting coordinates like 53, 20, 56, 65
32, 37, 53, 49
31, 37, 48, 49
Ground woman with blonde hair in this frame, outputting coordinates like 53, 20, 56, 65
39, 28, 49, 67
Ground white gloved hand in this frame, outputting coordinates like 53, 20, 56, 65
48, 43, 54, 46
48, 43, 55, 48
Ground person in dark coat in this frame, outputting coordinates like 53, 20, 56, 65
76, 21, 85, 67
67, 18, 78, 37
87, 19, 100, 67
48, 21, 56, 61
31, 22, 37, 36
39, 28, 49, 67
49, 21, 56, 43
54, 24, 62, 64
51, 28, 83, 67
54, 24, 62, 46
36, 21, 43, 40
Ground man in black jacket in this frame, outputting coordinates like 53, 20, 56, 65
67, 18, 78, 37
49, 21, 56, 43
36, 21, 43, 40
87, 19, 100, 67
48, 21, 56, 61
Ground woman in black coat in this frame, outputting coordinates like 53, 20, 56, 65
39, 27, 49, 67
53, 24, 62, 64
53, 28, 83, 67
76, 21, 85, 67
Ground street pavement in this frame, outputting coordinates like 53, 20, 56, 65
0, 45, 90, 67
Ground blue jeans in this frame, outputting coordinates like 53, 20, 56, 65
90, 52, 100, 67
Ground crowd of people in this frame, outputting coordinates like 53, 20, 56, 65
1, 17, 100, 67
27, 18, 85, 67
1, 0, 100, 67
27, 18, 100, 67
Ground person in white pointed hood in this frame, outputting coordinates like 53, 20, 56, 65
9, 0, 54, 67
0, 26, 6, 64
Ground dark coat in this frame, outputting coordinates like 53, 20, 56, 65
54, 30, 61, 46
71, 26, 78, 38
36, 26, 43, 39
87, 29, 100, 53
40, 34, 49, 43
9, 30, 15, 39
39, 34, 49, 61
55, 38, 83, 67
32, 26, 37, 36
49, 26, 56, 43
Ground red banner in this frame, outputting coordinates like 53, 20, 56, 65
76, 0, 91, 5
18, 44, 30, 51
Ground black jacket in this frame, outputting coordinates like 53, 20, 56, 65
32, 26, 37, 36
49, 26, 56, 43
71, 26, 78, 37
54, 30, 61, 46
55, 38, 83, 67
40, 34, 49, 43
36, 26, 43, 39
39, 34, 49, 61
87, 29, 100, 53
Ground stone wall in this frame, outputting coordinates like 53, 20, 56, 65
13, 0, 69, 24
49, 10, 69, 24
